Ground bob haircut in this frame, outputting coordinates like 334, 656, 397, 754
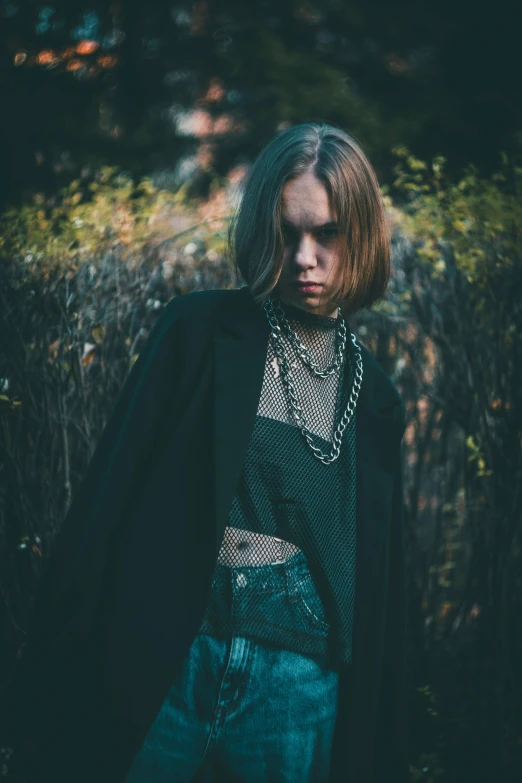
230, 122, 391, 316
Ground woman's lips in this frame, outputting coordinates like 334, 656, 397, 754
291, 283, 323, 293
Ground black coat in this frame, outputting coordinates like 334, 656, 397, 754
2, 285, 408, 783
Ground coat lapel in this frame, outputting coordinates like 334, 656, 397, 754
213, 288, 270, 556
212, 287, 404, 632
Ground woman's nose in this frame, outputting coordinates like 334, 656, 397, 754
294, 235, 317, 269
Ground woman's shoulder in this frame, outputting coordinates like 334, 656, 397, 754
161, 286, 247, 324
146, 288, 244, 342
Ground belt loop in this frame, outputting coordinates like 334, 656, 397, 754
283, 556, 299, 605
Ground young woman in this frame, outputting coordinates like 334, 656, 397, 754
2, 123, 408, 783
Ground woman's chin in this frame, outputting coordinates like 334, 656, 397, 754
276, 288, 338, 317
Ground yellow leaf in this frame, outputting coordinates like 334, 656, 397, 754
91, 324, 106, 344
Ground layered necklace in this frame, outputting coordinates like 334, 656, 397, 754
263, 296, 364, 464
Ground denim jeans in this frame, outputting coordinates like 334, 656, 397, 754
124, 551, 340, 782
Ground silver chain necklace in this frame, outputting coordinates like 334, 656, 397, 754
268, 297, 347, 378
263, 296, 364, 465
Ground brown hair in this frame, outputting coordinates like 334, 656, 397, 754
230, 122, 391, 316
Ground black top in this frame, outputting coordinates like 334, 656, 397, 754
200, 297, 358, 668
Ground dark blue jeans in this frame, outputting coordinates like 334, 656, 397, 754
124, 551, 340, 782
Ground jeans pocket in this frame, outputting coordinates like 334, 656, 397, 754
292, 574, 329, 632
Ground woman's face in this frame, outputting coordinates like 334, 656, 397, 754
273, 170, 344, 318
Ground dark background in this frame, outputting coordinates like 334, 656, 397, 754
1, 0, 521, 208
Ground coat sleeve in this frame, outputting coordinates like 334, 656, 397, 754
0, 295, 188, 750
373, 400, 410, 783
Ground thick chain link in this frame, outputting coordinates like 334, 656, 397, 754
263, 297, 364, 465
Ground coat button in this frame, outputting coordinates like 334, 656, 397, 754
236, 573, 248, 587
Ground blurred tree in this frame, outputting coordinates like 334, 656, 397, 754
0, 0, 521, 207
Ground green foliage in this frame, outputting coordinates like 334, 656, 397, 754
0, 167, 227, 268
466, 435, 493, 478
392, 147, 522, 284
4, 151, 520, 294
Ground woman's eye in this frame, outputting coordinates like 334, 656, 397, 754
318, 227, 338, 239
281, 226, 338, 243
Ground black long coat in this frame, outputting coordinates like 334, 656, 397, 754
2, 285, 409, 783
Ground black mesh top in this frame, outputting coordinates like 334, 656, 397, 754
198, 297, 358, 669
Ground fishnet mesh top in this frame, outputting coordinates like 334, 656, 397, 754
198, 298, 357, 668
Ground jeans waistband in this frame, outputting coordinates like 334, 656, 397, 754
210, 549, 311, 594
